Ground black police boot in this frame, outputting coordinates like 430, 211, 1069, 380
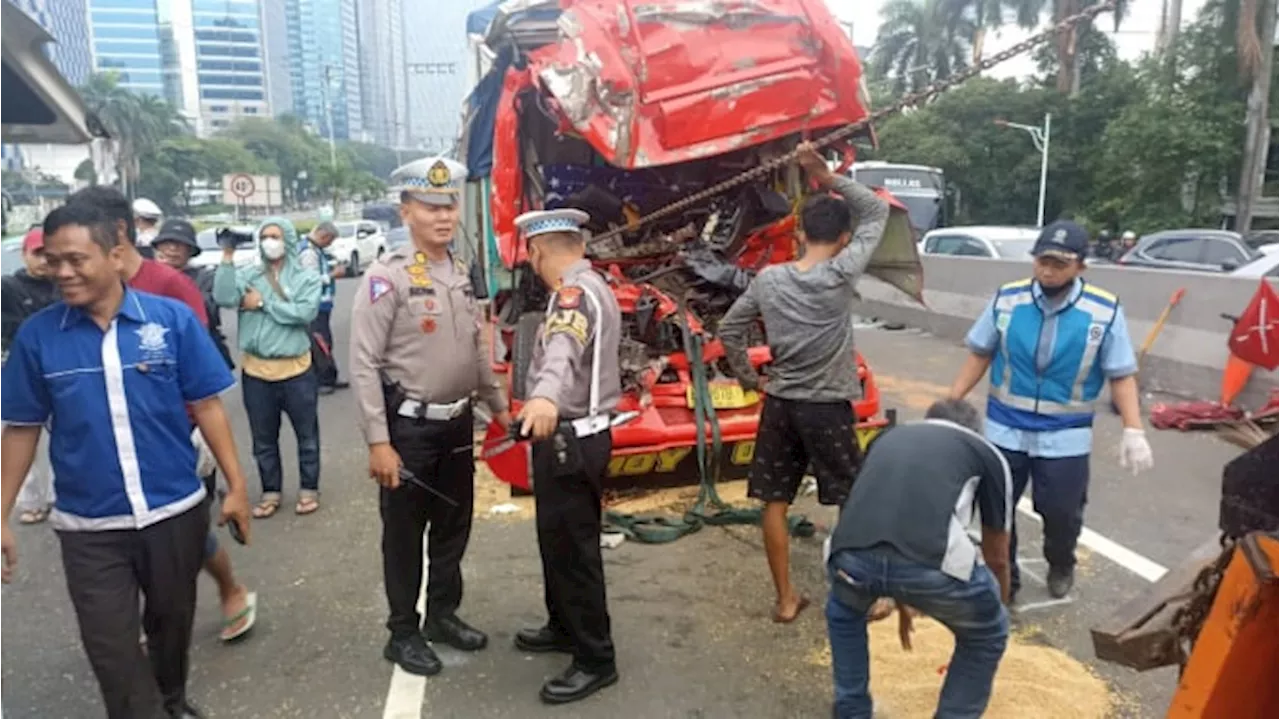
1047, 565, 1075, 599
169, 700, 205, 718
539, 662, 619, 705
424, 614, 488, 652
513, 625, 574, 654
383, 634, 443, 676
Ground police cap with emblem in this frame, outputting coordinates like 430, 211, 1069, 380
1032, 220, 1089, 262
391, 155, 467, 206
514, 208, 590, 241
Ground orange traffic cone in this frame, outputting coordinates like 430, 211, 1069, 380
1220, 353, 1255, 407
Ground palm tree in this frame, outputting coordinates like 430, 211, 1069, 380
872, 0, 977, 96
1051, 0, 1129, 94
79, 72, 189, 197
960, 0, 1045, 63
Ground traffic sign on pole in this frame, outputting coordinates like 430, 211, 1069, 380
228, 173, 256, 200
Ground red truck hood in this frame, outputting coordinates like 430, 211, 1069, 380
528, 0, 870, 168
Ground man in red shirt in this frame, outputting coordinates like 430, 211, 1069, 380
67, 187, 258, 645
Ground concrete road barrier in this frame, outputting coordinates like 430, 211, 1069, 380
856, 255, 1277, 408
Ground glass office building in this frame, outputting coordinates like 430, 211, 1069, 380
87, 0, 169, 98
191, 0, 270, 131
285, 0, 363, 141
14, 0, 94, 86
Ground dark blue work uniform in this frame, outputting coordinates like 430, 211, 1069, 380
2, 288, 234, 719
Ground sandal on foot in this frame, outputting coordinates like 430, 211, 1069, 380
18, 507, 50, 524
252, 495, 281, 519
295, 493, 319, 515
219, 591, 258, 642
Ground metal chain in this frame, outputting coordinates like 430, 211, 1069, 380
1170, 532, 1237, 671
588, 0, 1119, 247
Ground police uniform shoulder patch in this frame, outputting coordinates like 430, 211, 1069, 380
545, 308, 590, 344
369, 276, 393, 303
556, 286, 584, 310
1088, 323, 1105, 342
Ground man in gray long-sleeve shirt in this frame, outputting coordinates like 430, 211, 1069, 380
718, 142, 889, 623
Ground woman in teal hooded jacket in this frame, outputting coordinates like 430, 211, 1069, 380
214, 217, 324, 517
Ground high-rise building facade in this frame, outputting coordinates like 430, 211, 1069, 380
14, 0, 94, 86
401, 0, 488, 154
86, 0, 170, 98
285, 0, 364, 141
259, 0, 293, 118
190, 0, 270, 132
357, 0, 406, 148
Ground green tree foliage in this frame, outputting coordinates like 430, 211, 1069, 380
872, 0, 976, 96
866, 1, 1253, 234
77, 74, 402, 212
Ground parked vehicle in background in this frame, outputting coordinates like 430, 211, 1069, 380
1116, 229, 1263, 273
850, 161, 947, 232
1230, 253, 1280, 279
330, 220, 387, 275
189, 226, 258, 270
361, 203, 402, 230
1246, 230, 1278, 249
1, 237, 24, 276
918, 226, 1039, 261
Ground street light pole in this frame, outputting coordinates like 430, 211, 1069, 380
995, 113, 1051, 227
322, 65, 338, 170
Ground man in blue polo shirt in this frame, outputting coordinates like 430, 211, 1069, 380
0, 203, 253, 719
948, 220, 1154, 600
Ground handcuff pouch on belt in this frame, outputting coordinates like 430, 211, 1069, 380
548, 423, 586, 477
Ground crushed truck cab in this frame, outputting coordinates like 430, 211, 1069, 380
462, 0, 922, 489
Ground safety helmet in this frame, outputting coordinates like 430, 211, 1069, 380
1121, 230, 1136, 241
132, 197, 163, 220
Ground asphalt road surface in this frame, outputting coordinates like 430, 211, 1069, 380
0, 279, 1240, 718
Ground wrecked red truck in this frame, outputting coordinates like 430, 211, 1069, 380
458, 0, 923, 488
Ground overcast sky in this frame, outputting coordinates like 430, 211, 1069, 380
826, 0, 1210, 79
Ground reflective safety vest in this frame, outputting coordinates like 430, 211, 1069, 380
987, 278, 1119, 432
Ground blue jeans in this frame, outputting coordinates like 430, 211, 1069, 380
242, 369, 321, 494
827, 548, 1009, 719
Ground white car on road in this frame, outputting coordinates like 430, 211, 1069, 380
329, 220, 387, 275
918, 226, 1040, 261
188, 226, 259, 270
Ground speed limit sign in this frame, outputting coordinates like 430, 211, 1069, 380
228, 173, 255, 199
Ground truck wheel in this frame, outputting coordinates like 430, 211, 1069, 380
510, 311, 543, 401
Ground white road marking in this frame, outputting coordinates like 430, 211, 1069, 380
1016, 597, 1075, 612
1016, 498, 1167, 583
382, 553, 430, 719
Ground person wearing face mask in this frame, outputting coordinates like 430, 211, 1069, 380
349, 156, 510, 677
948, 220, 1154, 602
132, 198, 163, 258
510, 207, 623, 705
214, 217, 323, 518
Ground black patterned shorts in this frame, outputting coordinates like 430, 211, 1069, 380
747, 395, 861, 506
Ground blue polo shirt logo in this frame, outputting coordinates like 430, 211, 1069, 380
137, 322, 170, 354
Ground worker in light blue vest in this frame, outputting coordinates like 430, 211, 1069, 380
948, 220, 1154, 601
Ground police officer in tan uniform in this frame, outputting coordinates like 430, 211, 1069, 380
350, 156, 511, 677
510, 208, 622, 704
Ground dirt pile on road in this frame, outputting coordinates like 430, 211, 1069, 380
807, 618, 1113, 718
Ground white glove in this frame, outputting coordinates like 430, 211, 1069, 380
191, 428, 216, 478
1119, 427, 1154, 475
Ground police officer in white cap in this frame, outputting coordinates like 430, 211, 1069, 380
349, 156, 510, 676
511, 207, 622, 704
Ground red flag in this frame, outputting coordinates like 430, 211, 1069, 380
1228, 280, 1280, 371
